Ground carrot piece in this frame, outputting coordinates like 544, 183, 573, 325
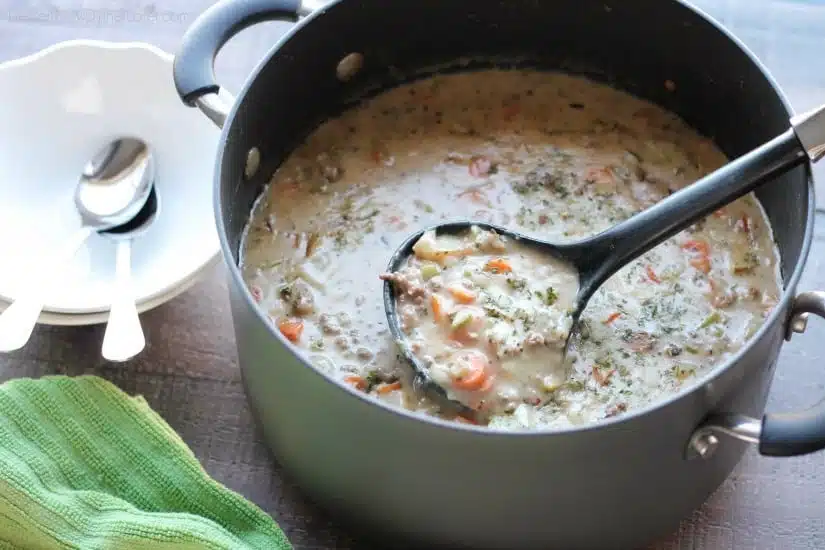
603, 312, 621, 325
690, 256, 711, 274
376, 381, 402, 394
681, 239, 710, 256
645, 265, 661, 284
344, 375, 368, 391
431, 295, 444, 322
277, 319, 304, 342
584, 166, 615, 184
452, 352, 490, 391
484, 258, 512, 273
448, 285, 476, 304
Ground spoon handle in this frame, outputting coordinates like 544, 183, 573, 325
576, 127, 807, 297
0, 226, 96, 352
101, 239, 145, 362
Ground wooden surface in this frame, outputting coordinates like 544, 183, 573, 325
2, 1, 825, 548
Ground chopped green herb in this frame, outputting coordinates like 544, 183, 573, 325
671, 364, 696, 381
507, 276, 527, 291
365, 370, 382, 392
310, 338, 325, 351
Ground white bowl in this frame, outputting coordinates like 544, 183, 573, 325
0, 40, 221, 315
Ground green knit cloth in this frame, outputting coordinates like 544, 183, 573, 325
0, 375, 292, 550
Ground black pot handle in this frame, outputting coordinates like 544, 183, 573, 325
686, 290, 825, 460
173, 0, 314, 127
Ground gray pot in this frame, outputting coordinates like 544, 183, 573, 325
173, 0, 824, 548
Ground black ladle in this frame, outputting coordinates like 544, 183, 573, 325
383, 105, 825, 420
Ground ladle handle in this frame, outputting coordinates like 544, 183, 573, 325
577, 127, 807, 295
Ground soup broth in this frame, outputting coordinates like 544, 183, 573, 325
240, 70, 781, 430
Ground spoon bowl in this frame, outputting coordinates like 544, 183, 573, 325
383, 103, 825, 421
101, 185, 159, 240
74, 138, 155, 230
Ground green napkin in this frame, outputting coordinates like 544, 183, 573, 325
0, 375, 292, 550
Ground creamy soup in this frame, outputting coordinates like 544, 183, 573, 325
240, 70, 781, 430
383, 226, 579, 416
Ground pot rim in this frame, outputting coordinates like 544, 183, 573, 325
213, 0, 816, 437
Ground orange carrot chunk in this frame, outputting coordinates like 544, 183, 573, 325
277, 319, 304, 342
603, 312, 621, 325
448, 285, 476, 304
344, 375, 368, 391
452, 352, 491, 391
645, 265, 661, 284
484, 258, 513, 273
690, 256, 711, 274
431, 295, 444, 322
681, 239, 710, 256
376, 381, 402, 394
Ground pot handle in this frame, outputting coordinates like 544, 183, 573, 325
172, 0, 322, 128
686, 291, 825, 460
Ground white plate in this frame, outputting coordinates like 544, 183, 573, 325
0, 40, 221, 314
0, 255, 222, 326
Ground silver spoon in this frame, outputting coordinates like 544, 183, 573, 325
383, 105, 825, 420
100, 186, 159, 362
0, 137, 155, 352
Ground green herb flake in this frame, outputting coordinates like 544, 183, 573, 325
414, 199, 434, 213
507, 276, 527, 291
310, 338, 325, 351
671, 364, 696, 381
365, 370, 382, 392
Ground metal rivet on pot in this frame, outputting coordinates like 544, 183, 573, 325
336, 53, 364, 82
791, 312, 809, 334
687, 430, 719, 460
245, 147, 261, 180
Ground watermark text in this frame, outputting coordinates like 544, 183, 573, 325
6, 7, 188, 26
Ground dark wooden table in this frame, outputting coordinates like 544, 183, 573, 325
3, 1, 825, 548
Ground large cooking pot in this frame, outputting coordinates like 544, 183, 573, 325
173, 0, 825, 548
